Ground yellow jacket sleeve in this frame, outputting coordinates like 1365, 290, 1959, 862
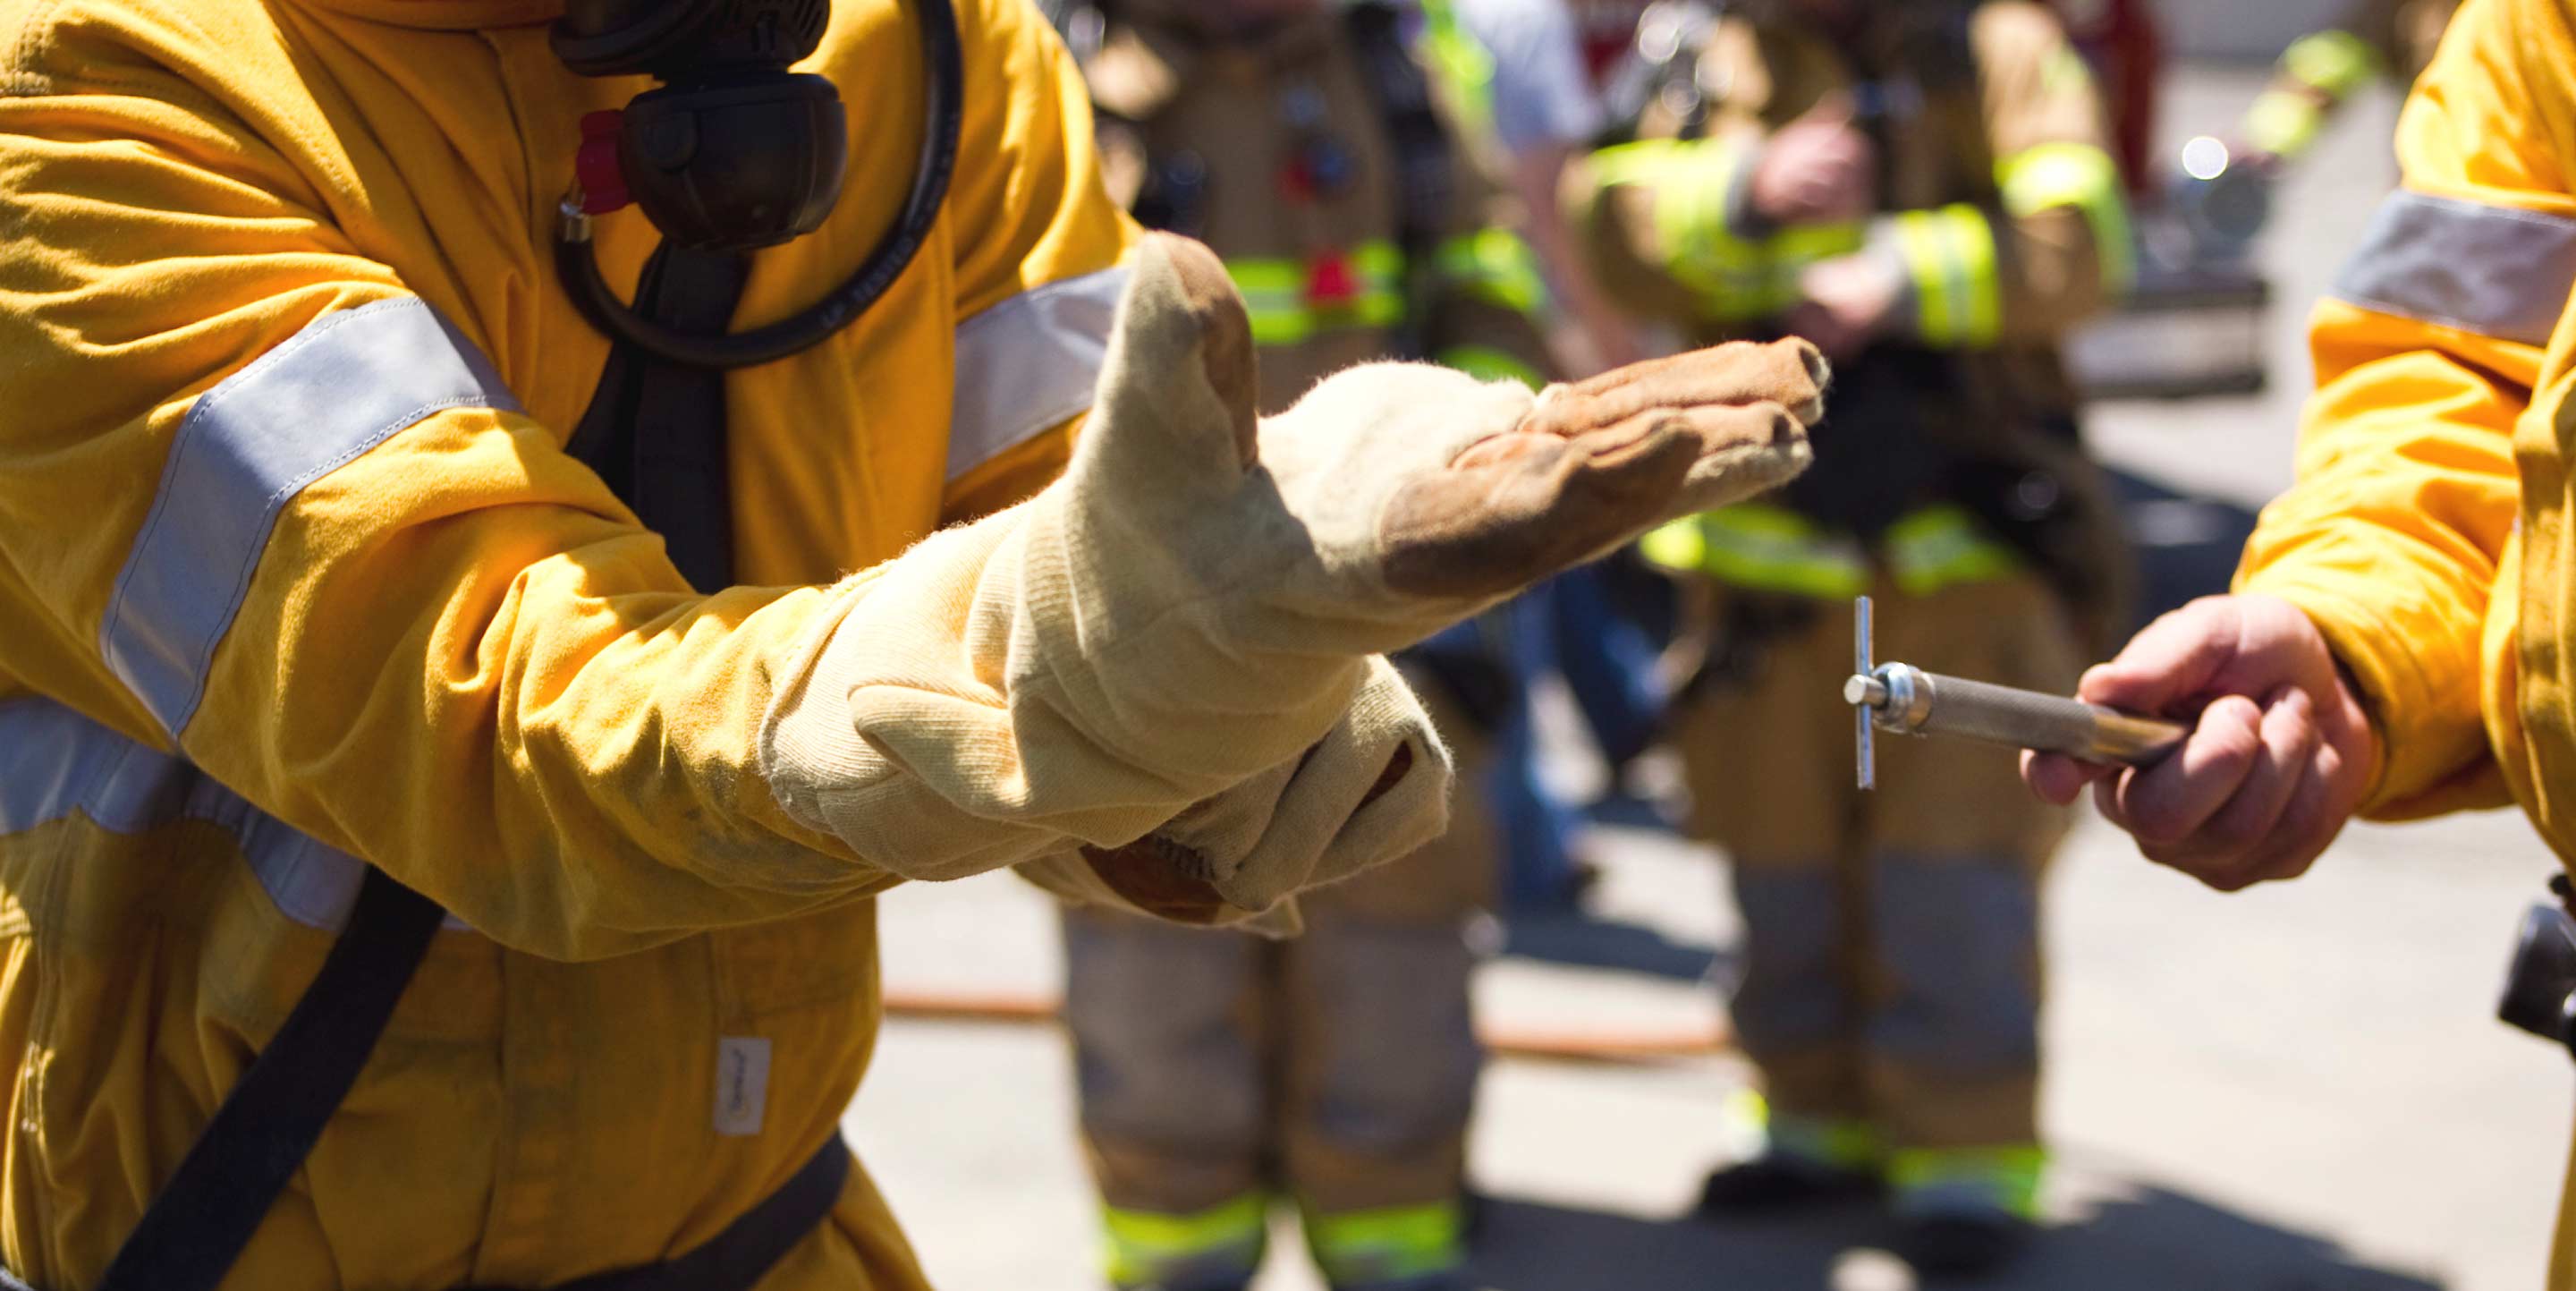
942, 0, 1141, 523
1877, 1, 2131, 349
2235, 0, 2548, 817
0, 5, 1131, 959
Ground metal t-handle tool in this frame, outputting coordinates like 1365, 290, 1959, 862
1843, 596, 2188, 789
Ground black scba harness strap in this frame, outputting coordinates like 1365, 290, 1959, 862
87, 871, 446, 1291
68, 72, 869, 1291
64, 271, 839, 1291
48, 0, 974, 1278
563, 244, 753, 593
64, 256, 841, 1291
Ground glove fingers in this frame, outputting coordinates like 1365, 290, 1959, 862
1206, 658, 1453, 912
1669, 401, 1817, 513
1073, 232, 1263, 507
1524, 337, 1829, 437
1377, 420, 1702, 599
1078, 836, 1237, 925
1305, 735, 1451, 898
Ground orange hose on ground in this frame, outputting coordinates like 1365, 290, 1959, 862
880, 989, 1732, 1066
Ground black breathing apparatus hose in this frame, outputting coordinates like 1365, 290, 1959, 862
552, 0, 966, 369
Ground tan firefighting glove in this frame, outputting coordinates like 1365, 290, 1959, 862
761, 233, 1824, 918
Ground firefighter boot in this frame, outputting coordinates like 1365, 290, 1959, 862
1888, 1145, 2043, 1276
1695, 1093, 1882, 1215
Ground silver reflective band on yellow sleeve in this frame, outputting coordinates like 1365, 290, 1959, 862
2330, 190, 2576, 347
0, 696, 470, 934
97, 297, 521, 738
948, 265, 1131, 480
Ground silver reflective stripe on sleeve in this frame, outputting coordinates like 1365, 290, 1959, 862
98, 298, 522, 737
0, 696, 470, 934
2330, 190, 2576, 347
947, 266, 1131, 482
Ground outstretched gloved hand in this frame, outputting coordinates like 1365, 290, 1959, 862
764, 233, 1825, 919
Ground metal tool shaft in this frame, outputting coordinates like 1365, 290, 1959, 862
1857, 663, 2185, 766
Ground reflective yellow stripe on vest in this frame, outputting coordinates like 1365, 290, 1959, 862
1589, 139, 1772, 317
1227, 242, 1407, 345
1434, 343, 1545, 388
1892, 205, 2001, 348
1101, 1193, 1268, 1287
1305, 1199, 1466, 1286
1643, 504, 2019, 599
1999, 140, 2134, 294
1589, 140, 1868, 323
2283, 27, 2382, 98
1436, 225, 1549, 316
1418, 0, 1496, 143
2244, 30, 2379, 160
1640, 505, 1870, 599
1885, 503, 2024, 596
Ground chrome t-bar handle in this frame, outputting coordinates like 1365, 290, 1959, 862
1845, 596, 2186, 789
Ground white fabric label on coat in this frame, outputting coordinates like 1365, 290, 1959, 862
715, 1036, 772, 1137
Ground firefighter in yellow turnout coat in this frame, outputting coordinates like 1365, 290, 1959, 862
0, 0, 1838, 1284
1060, 2, 1555, 1287
2026, 4, 2576, 1288
1572, 0, 2130, 1270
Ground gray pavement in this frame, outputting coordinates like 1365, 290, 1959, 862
844, 68, 2574, 1291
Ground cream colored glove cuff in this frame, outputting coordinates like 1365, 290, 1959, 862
1013, 655, 1449, 929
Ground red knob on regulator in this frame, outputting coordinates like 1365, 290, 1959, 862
576, 110, 631, 215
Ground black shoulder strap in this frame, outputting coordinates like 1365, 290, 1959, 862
78, 241, 752, 1291
1343, 0, 1454, 361
93, 868, 445, 1291
564, 243, 753, 593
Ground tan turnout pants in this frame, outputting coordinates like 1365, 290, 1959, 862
1061, 671, 1496, 1287
1671, 573, 2079, 1151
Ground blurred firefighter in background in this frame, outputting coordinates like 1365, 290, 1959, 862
2234, 0, 2458, 172
2171, 0, 2461, 258
2050, 0, 2162, 195
1571, 0, 2131, 1272
1046, 1, 1558, 1287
